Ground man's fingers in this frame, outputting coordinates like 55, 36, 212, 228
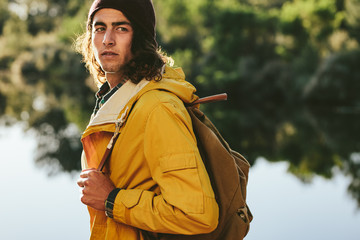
76, 168, 114, 211
77, 178, 85, 187
77, 179, 90, 188
80, 171, 90, 178
77, 169, 100, 187
79, 168, 99, 178
80, 192, 88, 205
81, 168, 96, 173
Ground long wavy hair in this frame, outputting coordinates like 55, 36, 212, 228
75, 19, 169, 86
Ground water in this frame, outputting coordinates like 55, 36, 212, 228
0, 125, 359, 240
245, 159, 360, 240
0, 125, 89, 240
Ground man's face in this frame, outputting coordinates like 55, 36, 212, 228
91, 8, 134, 75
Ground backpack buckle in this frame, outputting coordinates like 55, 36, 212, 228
237, 207, 249, 223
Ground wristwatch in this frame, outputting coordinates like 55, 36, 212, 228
105, 188, 121, 218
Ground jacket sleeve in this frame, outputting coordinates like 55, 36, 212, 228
111, 101, 219, 234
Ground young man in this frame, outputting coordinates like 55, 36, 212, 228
76, 0, 219, 239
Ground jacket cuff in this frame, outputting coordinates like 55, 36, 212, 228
112, 189, 145, 224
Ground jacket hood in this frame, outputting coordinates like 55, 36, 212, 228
139, 66, 198, 104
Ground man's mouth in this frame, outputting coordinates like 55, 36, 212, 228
102, 51, 118, 56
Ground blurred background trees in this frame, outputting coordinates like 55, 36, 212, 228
0, 0, 359, 205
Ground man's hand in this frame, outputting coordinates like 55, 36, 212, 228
77, 168, 115, 211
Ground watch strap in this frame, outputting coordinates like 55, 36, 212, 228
105, 188, 121, 218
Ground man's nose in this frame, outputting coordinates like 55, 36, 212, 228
103, 30, 115, 46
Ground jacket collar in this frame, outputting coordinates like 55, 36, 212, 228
87, 79, 149, 127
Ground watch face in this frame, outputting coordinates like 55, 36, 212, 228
105, 199, 115, 218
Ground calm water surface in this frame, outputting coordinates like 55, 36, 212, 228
0, 125, 359, 240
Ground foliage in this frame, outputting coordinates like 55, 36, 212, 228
0, 0, 360, 206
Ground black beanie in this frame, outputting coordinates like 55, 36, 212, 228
88, 0, 157, 46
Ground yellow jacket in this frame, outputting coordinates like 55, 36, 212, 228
81, 67, 219, 240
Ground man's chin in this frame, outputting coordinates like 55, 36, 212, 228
103, 70, 124, 78
102, 67, 122, 74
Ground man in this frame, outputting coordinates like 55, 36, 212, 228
76, 0, 219, 239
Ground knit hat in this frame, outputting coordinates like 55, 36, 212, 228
88, 0, 157, 46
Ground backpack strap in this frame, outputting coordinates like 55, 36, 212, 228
97, 107, 130, 171
188, 93, 227, 106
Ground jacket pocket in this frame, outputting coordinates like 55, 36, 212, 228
159, 152, 197, 172
121, 188, 144, 208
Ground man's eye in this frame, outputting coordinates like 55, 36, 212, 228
117, 27, 128, 32
94, 27, 105, 32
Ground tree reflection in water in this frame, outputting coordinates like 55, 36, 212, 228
31, 108, 83, 175
305, 107, 360, 207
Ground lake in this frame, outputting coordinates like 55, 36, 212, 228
0, 124, 359, 240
